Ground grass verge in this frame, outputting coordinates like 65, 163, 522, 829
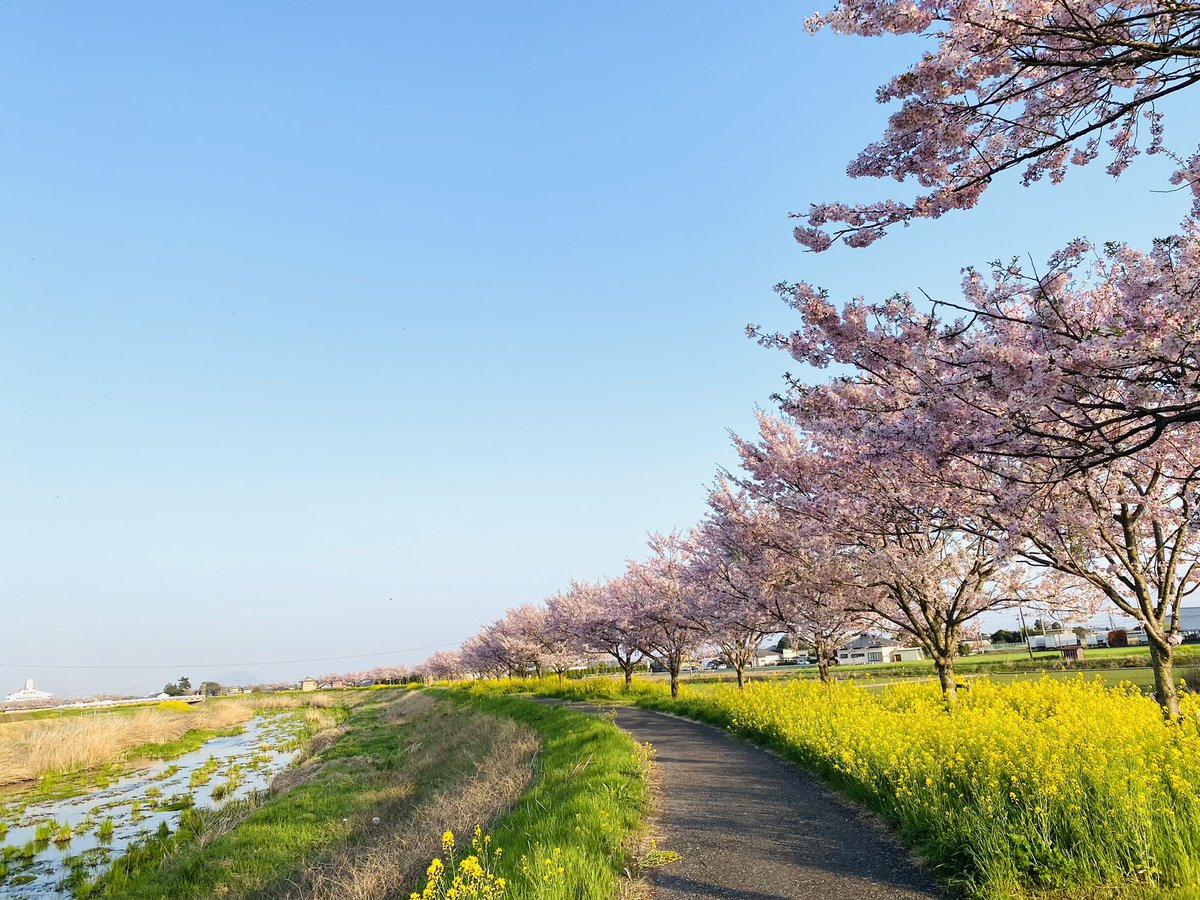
433, 691, 653, 900
76, 689, 653, 900
81, 691, 539, 899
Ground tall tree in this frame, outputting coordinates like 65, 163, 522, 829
686, 517, 775, 689
627, 533, 706, 698
762, 252, 1200, 714
734, 414, 1016, 702
702, 482, 869, 684
547, 580, 646, 687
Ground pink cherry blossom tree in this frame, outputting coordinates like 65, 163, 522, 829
532, 597, 585, 683
794, 0, 1200, 250
759, 248, 1200, 714
698, 481, 874, 685
733, 413, 1016, 702
460, 629, 513, 679
416, 650, 466, 684
685, 516, 776, 689
546, 580, 646, 687
467, 605, 551, 678
626, 533, 707, 698
756, 230, 1200, 474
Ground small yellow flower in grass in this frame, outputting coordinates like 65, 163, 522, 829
442, 831, 455, 852
460, 855, 484, 878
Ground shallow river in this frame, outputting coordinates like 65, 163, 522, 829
0, 712, 303, 898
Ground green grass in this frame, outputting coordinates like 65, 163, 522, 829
125, 725, 246, 763
187, 757, 220, 788
81, 697, 394, 898
84, 691, 514, 898
82, 689, 651, 900
435, 691, 651, 900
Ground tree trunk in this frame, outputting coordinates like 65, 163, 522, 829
669, 667, 680, 698
735, 664, 745, 689
935, 658, 958, 705
815, 639, 831, 684
557, 670, 564, 685
1148, 639, 1181, 720
621, 660, 633, 688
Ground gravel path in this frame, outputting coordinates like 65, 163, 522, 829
541, 700, 943, 900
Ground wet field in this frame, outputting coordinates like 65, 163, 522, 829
0, 712, 305, 898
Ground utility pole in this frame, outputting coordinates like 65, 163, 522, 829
1017, 600, 1035, 661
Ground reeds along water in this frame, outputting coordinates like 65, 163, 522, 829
0, 695, 329, 787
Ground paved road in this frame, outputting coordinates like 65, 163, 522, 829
541, 701, 943, 900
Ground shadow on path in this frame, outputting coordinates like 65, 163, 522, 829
538, 700, 943, 900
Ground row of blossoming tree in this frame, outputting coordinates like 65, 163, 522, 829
396, 0, 1200, 718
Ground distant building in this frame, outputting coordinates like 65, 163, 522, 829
301, 678, 318, 692
5, 679, 53, 703
1027, 630, 1106, 651
836, 636, 924, 665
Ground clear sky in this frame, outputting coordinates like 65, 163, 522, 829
3, 2, 1198, 697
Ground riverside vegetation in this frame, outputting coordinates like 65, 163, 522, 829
0, 696, 344, 896
69, 688, 650, 900
0, 695, 335, 791
454, 674, 1200, 900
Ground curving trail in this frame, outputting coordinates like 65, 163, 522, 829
541, 700, 943, 900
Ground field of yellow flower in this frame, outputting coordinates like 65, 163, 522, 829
463, 675, 1200, 899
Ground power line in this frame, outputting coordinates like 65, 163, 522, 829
0, 641, 462, 671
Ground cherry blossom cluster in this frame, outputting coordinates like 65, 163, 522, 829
798, 0, 1200, 248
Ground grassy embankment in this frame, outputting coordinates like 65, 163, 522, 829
431, 690, 655, 900
84, 688, 650, 900
462, 674, 1200, 900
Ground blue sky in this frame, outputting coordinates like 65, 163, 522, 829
3, 2, 1197, 696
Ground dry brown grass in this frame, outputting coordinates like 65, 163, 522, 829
0, 695, 331, 787
285, 695, 539, 900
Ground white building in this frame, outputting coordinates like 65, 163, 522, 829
5, 679, 53, 703
836, 636, 924, 665
1027, 630, 1106, 651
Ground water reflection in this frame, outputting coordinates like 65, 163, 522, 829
0, 712, 303, 898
